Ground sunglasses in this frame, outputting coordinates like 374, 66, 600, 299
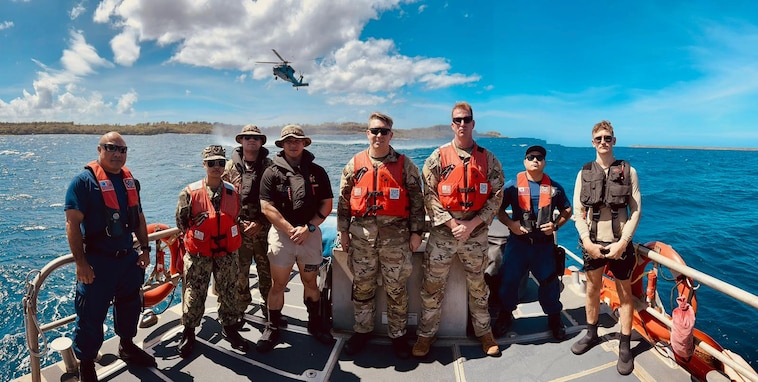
452, 116, 473, 125
594, 135, 613, 143
100, 144, 128, 153
205, 159, 227, 167
243, 136, 262, 141
368, 128, 391, 136
525, 154, 545, 161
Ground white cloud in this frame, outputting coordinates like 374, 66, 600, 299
0, 30, 133, 121
93, 0, 476, 102
0, 21, 14, 30
418, 4, 427, 13
116, 90, 138, 114
70, 3, 86, 20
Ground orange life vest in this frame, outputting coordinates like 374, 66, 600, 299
349, 151, 409, 217
517, 171, 553, 229
183, 180, 242, 257
85, 160, 140, 236
437, 143, 491, 212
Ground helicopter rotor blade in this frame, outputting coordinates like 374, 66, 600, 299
271, 49, 289, 64
255, 61, 281, 64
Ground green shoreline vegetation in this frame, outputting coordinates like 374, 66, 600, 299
0, 121, 505, 140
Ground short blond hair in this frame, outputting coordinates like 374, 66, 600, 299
452, 101, 474, 119
592, 120, 614, 136
368, 112, 393, 128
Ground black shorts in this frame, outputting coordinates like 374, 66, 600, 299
582, 241, 636, 280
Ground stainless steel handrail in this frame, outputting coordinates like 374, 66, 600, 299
23, 228, 181, 382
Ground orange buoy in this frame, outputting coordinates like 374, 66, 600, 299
142, 223, 182, 308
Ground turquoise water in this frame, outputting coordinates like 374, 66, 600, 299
1, 134, 756, 380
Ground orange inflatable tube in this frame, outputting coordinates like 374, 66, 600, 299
142, 223, 182, 308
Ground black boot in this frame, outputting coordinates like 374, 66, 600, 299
79, 359, 98, 382
617, 333, 634, 375
571, 323, 599, 355
548, 313, 566, 341
223, 324, 250, 352
119, 338, 157, 367
304, 298, 334, 344
265, 307, 288, 328
178, 327, 196, 358
493, 311, 512, 338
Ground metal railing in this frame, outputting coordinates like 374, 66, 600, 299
22, 227, 181, 382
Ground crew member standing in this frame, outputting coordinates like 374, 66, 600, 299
412, 102, 504, 358
338, 112, 425, 359
223, 124, 280, 328
65, 132, 156, 382
257, 125, 334, 352
175, 145, 248, 357
494, 145, 572, 340
571, 120, 641, 375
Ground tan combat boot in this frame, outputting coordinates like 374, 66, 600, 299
412, 336, 436, 357
479, 331, 501, 357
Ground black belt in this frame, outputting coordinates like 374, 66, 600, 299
514, 234, 554, 245
87, 247, 132, 258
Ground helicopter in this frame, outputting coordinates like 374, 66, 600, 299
256, 49, 309, 88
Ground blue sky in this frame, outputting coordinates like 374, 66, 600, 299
2, 1, 758, 148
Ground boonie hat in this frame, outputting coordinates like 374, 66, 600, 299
275, 124, 312, 148
235, 124, 267, 145
525, 145, 547, 157
202, 145, 226, 160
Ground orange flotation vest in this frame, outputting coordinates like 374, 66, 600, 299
85, 160, 141, 236
437, 143, 491, 212
516, 171, 553, 230
183, 180, 242, 257
350, 151, 409, 218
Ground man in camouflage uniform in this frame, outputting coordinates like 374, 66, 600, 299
222, 125, 282, 328
175, 145, 249, 357
413, 102, 504, 358
338, 112, 425, 359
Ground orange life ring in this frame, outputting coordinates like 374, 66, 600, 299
142, 223, 182, 308
599, 241, 723, 380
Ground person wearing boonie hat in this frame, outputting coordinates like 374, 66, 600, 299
274, 124, 312, 147
175, 144, 249, 357
494, 144, 572, 343
222, 125, 279, 329
257, 124, 334, 352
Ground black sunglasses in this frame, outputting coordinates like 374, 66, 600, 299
525, 154, 545, 161
368, 128, 391, 136
205, 159, 227, 167
452, 116, 473, 124
100, 143, 128, 153
243, 136, 262, 141
594, 135, 613, 143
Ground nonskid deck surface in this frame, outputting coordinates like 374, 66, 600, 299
27, 269, 696, 382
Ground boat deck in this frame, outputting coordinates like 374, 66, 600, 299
20, 264, 704, 382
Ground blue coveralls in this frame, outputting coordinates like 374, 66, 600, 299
498, 177, 570, 316
65, 170, 144, 361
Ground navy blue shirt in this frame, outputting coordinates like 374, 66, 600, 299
501, 175, 571, 239
65, 169, 143, 253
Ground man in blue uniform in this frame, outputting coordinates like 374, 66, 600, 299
494, 145, 572, 340
65, 132, 156, 382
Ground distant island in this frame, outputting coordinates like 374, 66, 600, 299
0, 121, 505, 140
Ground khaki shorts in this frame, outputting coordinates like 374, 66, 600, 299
267, 226, 324, 268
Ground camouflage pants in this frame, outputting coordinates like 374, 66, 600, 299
349, 233, 413, 338
236, 229, 270, 314
181, 251, 240, 328
418, 226, 491, 337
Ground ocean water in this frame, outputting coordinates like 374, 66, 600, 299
1, 133, 756, 380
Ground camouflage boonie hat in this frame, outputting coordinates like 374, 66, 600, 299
275, 124, 312, 148
202, 145, 226, 160
235, 124, 267, 145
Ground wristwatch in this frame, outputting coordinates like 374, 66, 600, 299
307, 223, 317, 232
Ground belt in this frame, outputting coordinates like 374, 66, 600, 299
109, 248, 132, 258
514, 234, 554, 245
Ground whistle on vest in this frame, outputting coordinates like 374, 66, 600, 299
440, 164, 455, 179
354, 167, 369, 182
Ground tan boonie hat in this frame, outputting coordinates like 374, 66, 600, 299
275, 124, 312, 148
202, 145, 226, 160
235, 124, 267, 145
